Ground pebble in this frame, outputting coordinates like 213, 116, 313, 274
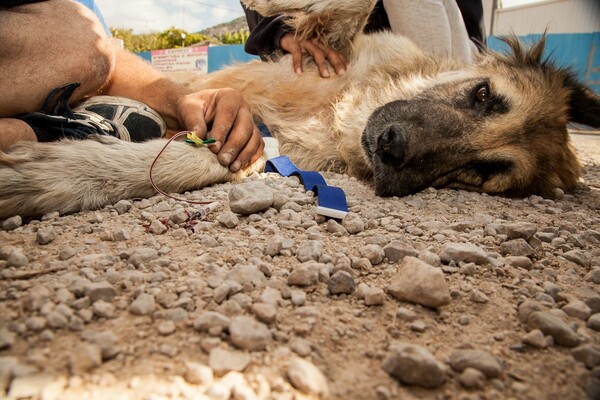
505, 222, 538, 240
363, 286, 386, 306
148, 219, 167, 234
129, 293, 156, 316
527, 311, 580, 347
296, 240, 322, 262
290, 338, 313, 357
499, 239, 535, 257
563, 250, 590, 268
252, 303, 277, 324
588, 314, 600, 331
184, 361, 213, 385
328, 271, 356, 295
209, 348, 250, 376
359, 244, 385, 265
342, 213, 364, 234
113, 200, 132, 214
157, 321, 176, 336
449, 349, 503, 378
7, 373, 56, 399
217, 211, 239, 228
383, 241, 419, 263
2, 246, 28, 267
288, 262, 320, 286
128, 247, 159, 267
388, 256, 451, 308
572, 345, 600, 369
470, 289, 490, 304
439, 243, 488, 265
505, 256, 533, 270
194, 312, 231, 335
522, 329, 548, 348
458, 367, 486, 389
229, 316, 272, 351
563, 300, 592, 320
2, 215, 22, 231
396, 307, 417, 322
83, 281, 117, 303
229, 181, 274, 215
92, 300, 115, 318
286, 357, 329, 397
382, 342, 446, 388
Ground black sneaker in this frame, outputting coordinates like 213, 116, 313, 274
73, 96, 166, 142
19, 82, 166, 142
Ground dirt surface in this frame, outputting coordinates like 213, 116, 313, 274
0, 133, 599, 400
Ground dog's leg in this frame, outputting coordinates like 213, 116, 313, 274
242, 0, 377, 55
0, 136, 263, 218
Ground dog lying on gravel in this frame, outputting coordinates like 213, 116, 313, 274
1, 0, 599, 218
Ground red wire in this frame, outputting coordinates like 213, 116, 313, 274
149, 131, 214, 205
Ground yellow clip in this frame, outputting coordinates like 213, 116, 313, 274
186, 131, 204, 146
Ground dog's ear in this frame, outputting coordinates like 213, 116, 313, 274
565, 76, 600, 128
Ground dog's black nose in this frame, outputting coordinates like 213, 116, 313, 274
377, 124, 406, 165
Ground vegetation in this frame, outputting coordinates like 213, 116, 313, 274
110, 25, 249, 53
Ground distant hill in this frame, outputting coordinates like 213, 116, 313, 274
198, 16, 249, 37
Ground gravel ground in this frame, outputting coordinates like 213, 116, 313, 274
0, 133, 599, 400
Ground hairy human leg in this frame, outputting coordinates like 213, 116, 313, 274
0, 0, 114, 118
0, 119, 36, 152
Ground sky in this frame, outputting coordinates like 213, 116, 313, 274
94, 0, 546, 34
95, 0, 246, 33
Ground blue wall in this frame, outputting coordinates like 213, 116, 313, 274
207, 45, 258, 73
488, 33, 600, 94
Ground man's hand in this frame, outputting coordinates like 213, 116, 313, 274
280, 33, 348, 78
176, 88, 264, 172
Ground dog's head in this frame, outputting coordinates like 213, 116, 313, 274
361, 36, 600, 198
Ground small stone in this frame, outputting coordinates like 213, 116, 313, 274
290, 338, 313, 357
229, 181, 274, 215
2, 216, 22, 231
148, 219, 167, 234
129, 293, 156, 316
169, 209, 190, 224
184, 361, 213, 385
499, 239, 535, 257
59, 247, 76, 261
84, 330, 120, 360
287, 357, 329, 397
209, 348, 250, 376
288, 262, 320, 286
342, 212, 364, 234
388, 257, 451, 308
157, 321, 176, 336
252, 303, 277, 324
217, 211, 240, 228
291, 290, 306, 306
572, 345, 600, 369
113, 200, 132, 214
410, 320, 427, 332
363, 286, 386, 306
563, 300, 592, 320
383, 241, 419, 263
527, 311, 580, 347
440, 243, 488, 265
517, 300, 543, 323
449, 349, 503, 378
458, 368, 486, 389
69, 343, 102, 374
92, 300, 114, 318
505, 256, 533, 270
128, 247, 159, 267
382, 342, 446, 388
3, 247, 28, 267
586, 268, 600, 284
296, 240, 322, 262
229, 316, 272, 351
193, 311, 230, 335
328, 271, 356, 295
587, 314, 600, 331
396, 307, 417, 322
84, 281, 117, 303
505, 222, 538, 240
360, 244, 385, 265
563, 250, 590, 268
35, 227, 56, 245
522, 329, 548, 348
470, 289, 489, 304
46, 311, 68, 329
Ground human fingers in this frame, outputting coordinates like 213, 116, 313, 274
322, 46, 348, 75
230, 124, 264, 172
303, 40, 330, 78
211, 91, 258, 168
280, 33, 304, 74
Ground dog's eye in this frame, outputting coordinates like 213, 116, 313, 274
475, 85, 489, 103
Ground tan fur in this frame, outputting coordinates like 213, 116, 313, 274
0, 0, 598, 218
